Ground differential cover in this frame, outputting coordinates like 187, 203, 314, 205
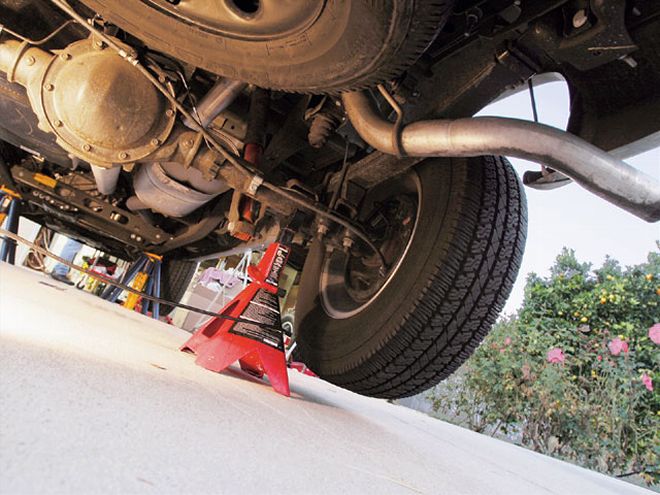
41, 38, 175, 166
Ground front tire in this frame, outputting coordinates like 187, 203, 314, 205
295, 155, 527, 398
159, 259, 197, 316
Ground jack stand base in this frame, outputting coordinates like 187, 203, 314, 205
181, 241, 292, 397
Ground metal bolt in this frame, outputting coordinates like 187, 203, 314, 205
82, 144, 91, 152
130, 234, 136, 240
94, 40, 104, 49
572, 9, 588, 29
60, 53, 71, 61
25, 56, 35, 66
165, 109, 175, 118
44, 83, 54, 91
150, 138, 160, 146
118, 151, 129, 160
619, 55, 638, 68
155, 234, 161, 239
135, 236, 143, 242
54, 120, 63, 127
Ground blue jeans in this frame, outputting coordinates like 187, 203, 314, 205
52, 238, 83, 276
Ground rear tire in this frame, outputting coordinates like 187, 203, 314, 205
78, 0, 453, 93
159, 259, 197, 316
294, 155, 527, 398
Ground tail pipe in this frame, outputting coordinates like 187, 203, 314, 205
342, 91, 660, 222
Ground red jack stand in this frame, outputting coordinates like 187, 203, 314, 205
181, 236, 293, 396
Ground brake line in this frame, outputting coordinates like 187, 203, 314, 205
0, 227, 284, 331
47, 0, 388, 272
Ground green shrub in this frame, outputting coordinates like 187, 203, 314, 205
430, 247, 660, 485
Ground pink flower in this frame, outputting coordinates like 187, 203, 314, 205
547, 347, 565, 364
608, 337, 629, 356
504, 337, 512, 346
649, 324, 660, 345
641, 373, 653, 392
597, 355, 603, 362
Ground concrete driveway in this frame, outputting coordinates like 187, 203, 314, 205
0, 263, 651, 494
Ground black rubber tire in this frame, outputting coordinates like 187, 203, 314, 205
78, 0, 453, 93
159, 259, 197, 316
294, 155, 527, 398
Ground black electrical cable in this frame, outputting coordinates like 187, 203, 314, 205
0, 227, 283, 331
47, 0, 387, 271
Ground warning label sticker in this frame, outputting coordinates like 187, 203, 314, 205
229, 289, 284, 351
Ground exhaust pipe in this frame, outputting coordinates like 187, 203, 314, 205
183, 77, 247, 130
342, 91, 660, 222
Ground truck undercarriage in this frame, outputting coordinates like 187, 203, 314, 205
0, 0, 658, 398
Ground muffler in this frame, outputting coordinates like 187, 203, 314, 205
342, 91, 660, 222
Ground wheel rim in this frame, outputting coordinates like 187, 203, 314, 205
320, 173, 421, 320
143, 0, 325, 40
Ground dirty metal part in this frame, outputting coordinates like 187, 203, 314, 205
522, 169, 572, 190
262, 96, 311, 172
342, 91, 660, 223
244, 87, 270, 147
0, 20, 77, 46
308, 113, 339, 149
305, 96, 343, 149
90, 165, 121, 195
226, 190, 256, 241
183, 77, 247, 129
11, 165, 167, 247
328, 152, 421, 192
133, 162, 229, 218
0, 38, 176, 167
154, 197, 228, 253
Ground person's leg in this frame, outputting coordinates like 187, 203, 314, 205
51, 237, 83, 278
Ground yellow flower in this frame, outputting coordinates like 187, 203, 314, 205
580, 316, 588, 323
600, 297, 607, 304
646, 273, 653, 281
606, 274, 614, 280
591, 370, 597, 378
